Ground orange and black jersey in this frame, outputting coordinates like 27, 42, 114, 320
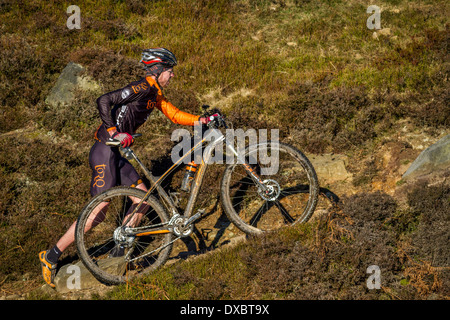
95, 76, 200, 143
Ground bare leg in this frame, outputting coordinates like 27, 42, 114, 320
55, 201, 109, 252
55, 183, 148, 253
123, 183, 148, 227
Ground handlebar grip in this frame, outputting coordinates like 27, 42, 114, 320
105, 139, 121, 147
105, 133, 142, 146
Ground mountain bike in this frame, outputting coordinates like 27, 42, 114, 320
75, 107, 319, 285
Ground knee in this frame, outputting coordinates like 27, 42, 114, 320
135, 182, 148, 192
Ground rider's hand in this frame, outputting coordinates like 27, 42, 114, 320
112, 132, 134, 148
199, 114, 219, 125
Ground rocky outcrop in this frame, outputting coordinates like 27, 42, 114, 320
307, 153, 352, 184
403, 134, 450, 179
53, 257, 127, 293
45, 62, 99, 108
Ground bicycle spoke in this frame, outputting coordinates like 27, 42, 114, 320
76, 187, 173, 285
129, 235, 180, 263
222, 141, 319, 234
86, 238, 115, 259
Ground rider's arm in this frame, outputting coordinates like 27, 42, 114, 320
157, 97, 201, 126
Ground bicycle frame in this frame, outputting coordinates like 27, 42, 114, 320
120, 127, 268, 237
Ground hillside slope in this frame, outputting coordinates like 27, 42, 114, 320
0, 0, 448, 300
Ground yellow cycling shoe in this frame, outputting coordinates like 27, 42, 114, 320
39, 251, 57, 288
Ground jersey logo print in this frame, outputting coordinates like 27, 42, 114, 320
131, 82, 148, 94
147, 100, 157, 109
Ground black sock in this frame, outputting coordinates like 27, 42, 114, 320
46, 245, 62, 264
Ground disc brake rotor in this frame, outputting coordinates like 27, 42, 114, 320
258, 179, 281, 201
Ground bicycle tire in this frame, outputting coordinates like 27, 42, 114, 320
221, 141, 319, 236
75, 186, 173, 285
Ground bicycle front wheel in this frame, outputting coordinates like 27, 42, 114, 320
75, 187, 173, 285
221, 141, 319, 236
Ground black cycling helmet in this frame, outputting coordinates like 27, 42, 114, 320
141, 48, 177, 75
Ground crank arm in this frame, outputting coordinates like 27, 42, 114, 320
183, 209, 205, 227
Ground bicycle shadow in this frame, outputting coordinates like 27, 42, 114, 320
319, 187, 341, 208
168, 196, 223, 260
169, 186, 341, 261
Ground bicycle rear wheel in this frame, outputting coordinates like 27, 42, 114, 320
75, 187, 173, 285
221, 141, 319, 236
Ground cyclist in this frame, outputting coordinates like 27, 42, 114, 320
39, 48, 211, 287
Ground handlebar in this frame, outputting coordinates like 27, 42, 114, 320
105, 133, 142, 147
202, 106, 228, 129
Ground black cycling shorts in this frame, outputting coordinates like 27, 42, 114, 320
88, 141, 142, 196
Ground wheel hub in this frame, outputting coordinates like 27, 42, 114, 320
113, 227, 135, 248
258, 179, 281, 201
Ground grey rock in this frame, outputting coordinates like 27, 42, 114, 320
403, 134, 450, 179
45, 62, 99, 108
307, 153, 352, 183
45, 62, 84, 107
54, 257, 125, 293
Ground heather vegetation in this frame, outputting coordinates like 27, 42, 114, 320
0, 0, 448, 299
106, 183, 450, 300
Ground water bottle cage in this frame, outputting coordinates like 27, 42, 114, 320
181, 164, 198, 192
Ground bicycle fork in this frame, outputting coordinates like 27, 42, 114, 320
223, 135, 269, 193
